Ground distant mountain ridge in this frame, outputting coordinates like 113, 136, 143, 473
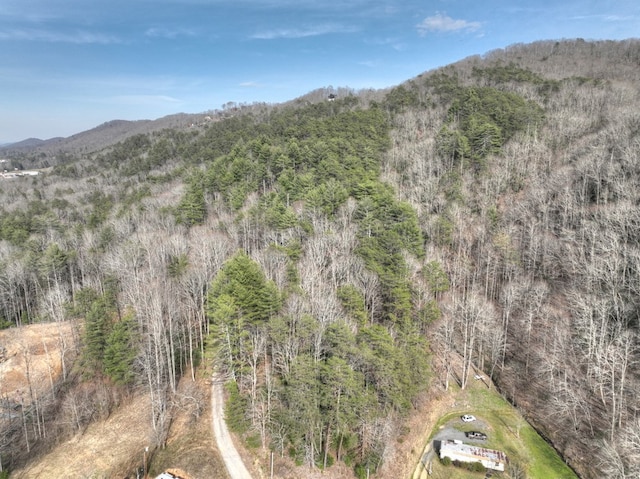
3, 137, 51, 149
0, 113, 205, 165
0, 87, 364, 167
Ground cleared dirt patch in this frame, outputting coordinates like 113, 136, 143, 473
0, 321, 76, 404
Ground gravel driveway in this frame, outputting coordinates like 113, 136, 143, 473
212, 375, 253, 479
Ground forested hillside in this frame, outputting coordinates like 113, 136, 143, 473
1, 39, 639, 478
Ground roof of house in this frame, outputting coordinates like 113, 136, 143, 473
440, 440, 507, 464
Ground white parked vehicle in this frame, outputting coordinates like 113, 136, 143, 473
461, 414, 476, 422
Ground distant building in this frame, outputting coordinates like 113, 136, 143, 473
155, 473, 181, 479
0, 170, 39, 179
439, 439, 507, 471
155, 470, 189, 479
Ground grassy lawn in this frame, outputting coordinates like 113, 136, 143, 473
415, 380, 578, 479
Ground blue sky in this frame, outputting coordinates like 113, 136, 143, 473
1, 0, 638, 142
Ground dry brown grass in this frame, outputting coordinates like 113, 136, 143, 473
11, 391, 153, 478
379, 388, 456, 479
9, 373, 230, 479
148, 376, 229, 479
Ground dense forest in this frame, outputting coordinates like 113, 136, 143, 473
1, 39, 639, 478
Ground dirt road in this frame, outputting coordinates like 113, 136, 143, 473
211, 375, 253, 479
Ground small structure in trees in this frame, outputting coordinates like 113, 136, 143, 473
155, 470, 188, 479
439, 440, 507, 471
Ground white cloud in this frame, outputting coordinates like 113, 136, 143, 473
251, 23, 358, 39
109, 95, 182, 106
416, 12, 481, 35
603, 15, 632, 21
145, 27, 197, 39
571, 14, 637, 22
366, 36, 406, 51
239, 81, 261, 87
0, 28, 120, 44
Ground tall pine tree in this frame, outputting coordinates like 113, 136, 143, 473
103, 312, 138, 385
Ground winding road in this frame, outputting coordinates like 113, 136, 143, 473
211, 375, 253, 479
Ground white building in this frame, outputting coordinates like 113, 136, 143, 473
0, 170, 39, 179
440, 439, 507, 471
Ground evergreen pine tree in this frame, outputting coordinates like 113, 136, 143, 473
103, 312, 137, 385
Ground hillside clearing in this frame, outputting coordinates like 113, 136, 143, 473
412, 377, 578, 479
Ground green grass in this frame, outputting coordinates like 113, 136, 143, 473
417, 381, 578, 479
520, 424, 577, 479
